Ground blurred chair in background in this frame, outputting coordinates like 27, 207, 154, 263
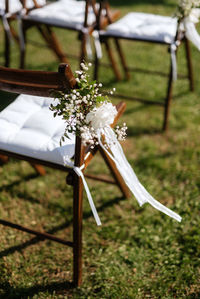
94, 0, 194, 131
17, 0, 120, 69
0, 0, 46, 66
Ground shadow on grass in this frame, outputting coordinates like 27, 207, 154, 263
0, 196, 124, 257
0, 195, 124, 295
128, 125, 162, 137
0, 280, 74, 299
0, 173, 38, 194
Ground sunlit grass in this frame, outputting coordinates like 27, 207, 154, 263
0, 0, 200, 298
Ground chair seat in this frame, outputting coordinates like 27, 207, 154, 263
101, 12, 178, 44
0, 94, 75, 165
0, 0, 46, 15
25, 0, 96, 30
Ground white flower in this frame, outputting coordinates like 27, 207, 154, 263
85, 102, 117, 130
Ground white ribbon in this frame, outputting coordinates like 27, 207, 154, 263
1, 11, 13, 42
62, 154, 102, 226
81, 27, 93, 59
97, 126, 182, 223
16, 9, 26, 52
59, 126, 181, 225
170, 43, 178, 81
92, 30, 102, 59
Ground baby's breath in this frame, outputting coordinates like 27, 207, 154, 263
50, 63, 127, 147
175, 0, 200, 19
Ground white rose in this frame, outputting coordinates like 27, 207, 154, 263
86, 102, 117, 130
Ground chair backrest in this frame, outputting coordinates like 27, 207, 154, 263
0, 63, 76, 96
92, 0, 120, 31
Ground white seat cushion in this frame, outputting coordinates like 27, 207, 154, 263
25, 0, 96, 30
0, 94, 75, 166
0, 0, 46, 15
102, 12, 178, 44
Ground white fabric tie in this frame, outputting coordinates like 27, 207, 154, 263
92, 30, 102, 59
62, 154, 102, 226
60, 127, 182, 225
81, 27, 93, 59
170, 42, 178, 81
1, 11, 13, 42
97, 126, 182, 223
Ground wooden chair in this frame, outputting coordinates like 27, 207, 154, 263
2, 0, 120, 69
12, 0, 120, 69
94, 0, 194, 131
0, 63, 130, 286
0, 0, 46, 67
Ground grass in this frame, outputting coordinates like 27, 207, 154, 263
0, 0, 200, 298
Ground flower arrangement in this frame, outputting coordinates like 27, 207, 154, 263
49, 63, 182, 225
50, 63, 127, 148
175, 0, 200, 20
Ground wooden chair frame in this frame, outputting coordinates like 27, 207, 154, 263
0, 63, 130, 286
3, 0, 120, 69
93, 0, 194, 131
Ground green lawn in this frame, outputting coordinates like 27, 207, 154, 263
0, 0, 200, 298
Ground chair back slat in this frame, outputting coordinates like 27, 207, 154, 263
5, 0, 9, 12
0, 63, 76, 97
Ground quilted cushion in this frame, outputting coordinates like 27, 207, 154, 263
102, 12, 178, 44
25, 0, 96, 30
0, 94, 75, 165
0, 0, 46, 14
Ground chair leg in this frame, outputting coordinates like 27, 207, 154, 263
93, 49, 100, 81
185, 38, 194, 91
20, 24, 26, 69
72, 136, 84, 287
72, 169, 83, 287
79, 32, 87, 66
37, 25, 70, 64
0, 154, 9, 164
114, 39, 130, 80
104, 39, 121, 81
4, 29, 10, 67
30, 163, 46, 176
99, 146, 131, 199
162, 62, 173, 132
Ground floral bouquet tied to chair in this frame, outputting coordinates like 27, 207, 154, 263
0, 62, 181, 286
175, 0, 200, 50
50, 63, 182, 225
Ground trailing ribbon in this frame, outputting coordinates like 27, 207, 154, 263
59, 127, 181, 225
81, 27, 93, 59
170, 42, 178, 81
92, 30, 102, 59
97, 126, 182, 223
59, 151, 102, 226
0, 11, 13, 42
